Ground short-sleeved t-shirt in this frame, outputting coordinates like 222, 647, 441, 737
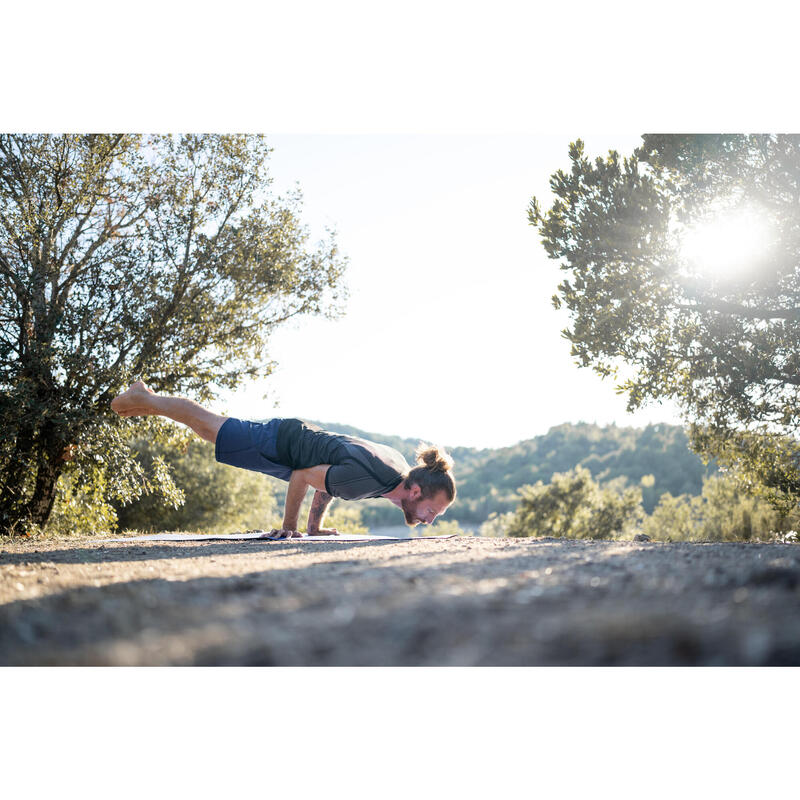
275, 419, 410, 500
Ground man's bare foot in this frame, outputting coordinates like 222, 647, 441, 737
307, 528, 340, 536
111, 380, 157, 418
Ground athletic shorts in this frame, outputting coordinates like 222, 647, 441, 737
214, 417, 293, 481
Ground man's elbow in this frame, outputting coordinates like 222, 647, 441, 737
294, 465, 331, 493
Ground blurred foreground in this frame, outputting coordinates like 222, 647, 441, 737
2, 536, 799, 665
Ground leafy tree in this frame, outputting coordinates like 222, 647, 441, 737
0, 134, 346, 535
529, 135, 800, 510
507, 466, 643, 540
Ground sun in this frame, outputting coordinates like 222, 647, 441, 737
680, 207, 774, 279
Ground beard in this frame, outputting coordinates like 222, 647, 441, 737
400, 496, 422, 526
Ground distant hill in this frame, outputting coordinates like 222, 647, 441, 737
301, 420, 714, 528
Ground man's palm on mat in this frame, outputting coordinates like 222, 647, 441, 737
268, 528, 340, 539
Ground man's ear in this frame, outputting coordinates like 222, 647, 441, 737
409, 483, 421, 500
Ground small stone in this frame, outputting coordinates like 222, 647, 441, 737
633, 534, 652, 542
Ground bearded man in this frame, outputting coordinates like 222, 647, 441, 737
111, 381, 456, 538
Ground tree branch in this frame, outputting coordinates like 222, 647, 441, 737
676, 298, 800, 321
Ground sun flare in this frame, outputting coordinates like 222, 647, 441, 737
680, 207, 773, 278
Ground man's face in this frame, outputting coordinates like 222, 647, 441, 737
401, 488, 451, 527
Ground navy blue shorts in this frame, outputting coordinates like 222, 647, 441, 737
214, 417, 293, 481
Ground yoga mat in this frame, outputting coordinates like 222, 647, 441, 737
99, 531, 458, 543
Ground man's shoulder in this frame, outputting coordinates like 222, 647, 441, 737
341, 436, 409, 469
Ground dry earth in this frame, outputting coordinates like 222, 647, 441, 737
2, 535, 800, 665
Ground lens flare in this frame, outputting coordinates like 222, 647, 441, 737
680, 207, 774, 279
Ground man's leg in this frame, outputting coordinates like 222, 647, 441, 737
111, 380, 227, 444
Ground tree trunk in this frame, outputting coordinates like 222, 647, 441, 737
26, 451, 62, 528
0, 421, 63, 535
0, 421, 38, 535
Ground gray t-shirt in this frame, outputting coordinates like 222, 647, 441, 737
275, 419, 410, 500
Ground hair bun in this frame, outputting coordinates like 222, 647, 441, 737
415, 444, 453, 473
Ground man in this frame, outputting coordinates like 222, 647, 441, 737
111, 381, 456, 538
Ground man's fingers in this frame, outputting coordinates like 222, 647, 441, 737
268, 528, 302, 539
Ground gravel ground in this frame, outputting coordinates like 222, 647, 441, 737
2, 535, 800, 665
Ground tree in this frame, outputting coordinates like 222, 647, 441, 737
0, 134, 346, 535
529, 135, 800, 510
507, 466, 643, 540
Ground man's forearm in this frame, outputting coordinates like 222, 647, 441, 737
307, 490, 334, 533
282, 470, 310, 531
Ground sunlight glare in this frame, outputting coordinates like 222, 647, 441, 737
680, 207, 773, 279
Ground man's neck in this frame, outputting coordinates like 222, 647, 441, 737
382, 480, 410, 508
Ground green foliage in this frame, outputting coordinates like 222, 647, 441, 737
507, 466, 644, 540
640, 493, 698, 541
500, 467, 797, 543
423, 519, 469, 537
0, 134, 346, 535
114, 438, 279, 534
529, 134, 800, 511
458, 422, 708, 521
689, 424, 800, 516
315, 503, 368, 535
641, 473, 799, 542
478, 511, 516, 537
44, 469, 120, 536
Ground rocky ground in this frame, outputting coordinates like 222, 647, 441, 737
2, 535, 800, 665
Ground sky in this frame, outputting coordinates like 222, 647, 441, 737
217, 134, 684, 449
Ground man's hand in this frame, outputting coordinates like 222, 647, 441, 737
267, 528, 304, 540
306, 528, 340, 536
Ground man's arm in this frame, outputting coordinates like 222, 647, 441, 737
271, 465, 333, 538
279, 469, 310, 534
307, 489, 337, 535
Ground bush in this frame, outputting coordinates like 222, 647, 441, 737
41, 470, 120, 537
507, 466, 643, 540
641, 473, 800, 542
317, 503, 368, 534
479, 511, 516, 538
114, 438, 279, 534
425, 519, 469, 537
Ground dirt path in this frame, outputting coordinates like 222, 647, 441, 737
2, 535, 800, 665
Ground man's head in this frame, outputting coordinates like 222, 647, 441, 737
401, 444, 456, 527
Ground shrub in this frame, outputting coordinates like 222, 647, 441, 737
507, 466, 643, 540
641, 473, 800, 542
114, 438, 279, 534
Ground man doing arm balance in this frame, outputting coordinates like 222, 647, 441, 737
111, 381, 456, 538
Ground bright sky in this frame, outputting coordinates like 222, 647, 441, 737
217, 134, 683, 449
